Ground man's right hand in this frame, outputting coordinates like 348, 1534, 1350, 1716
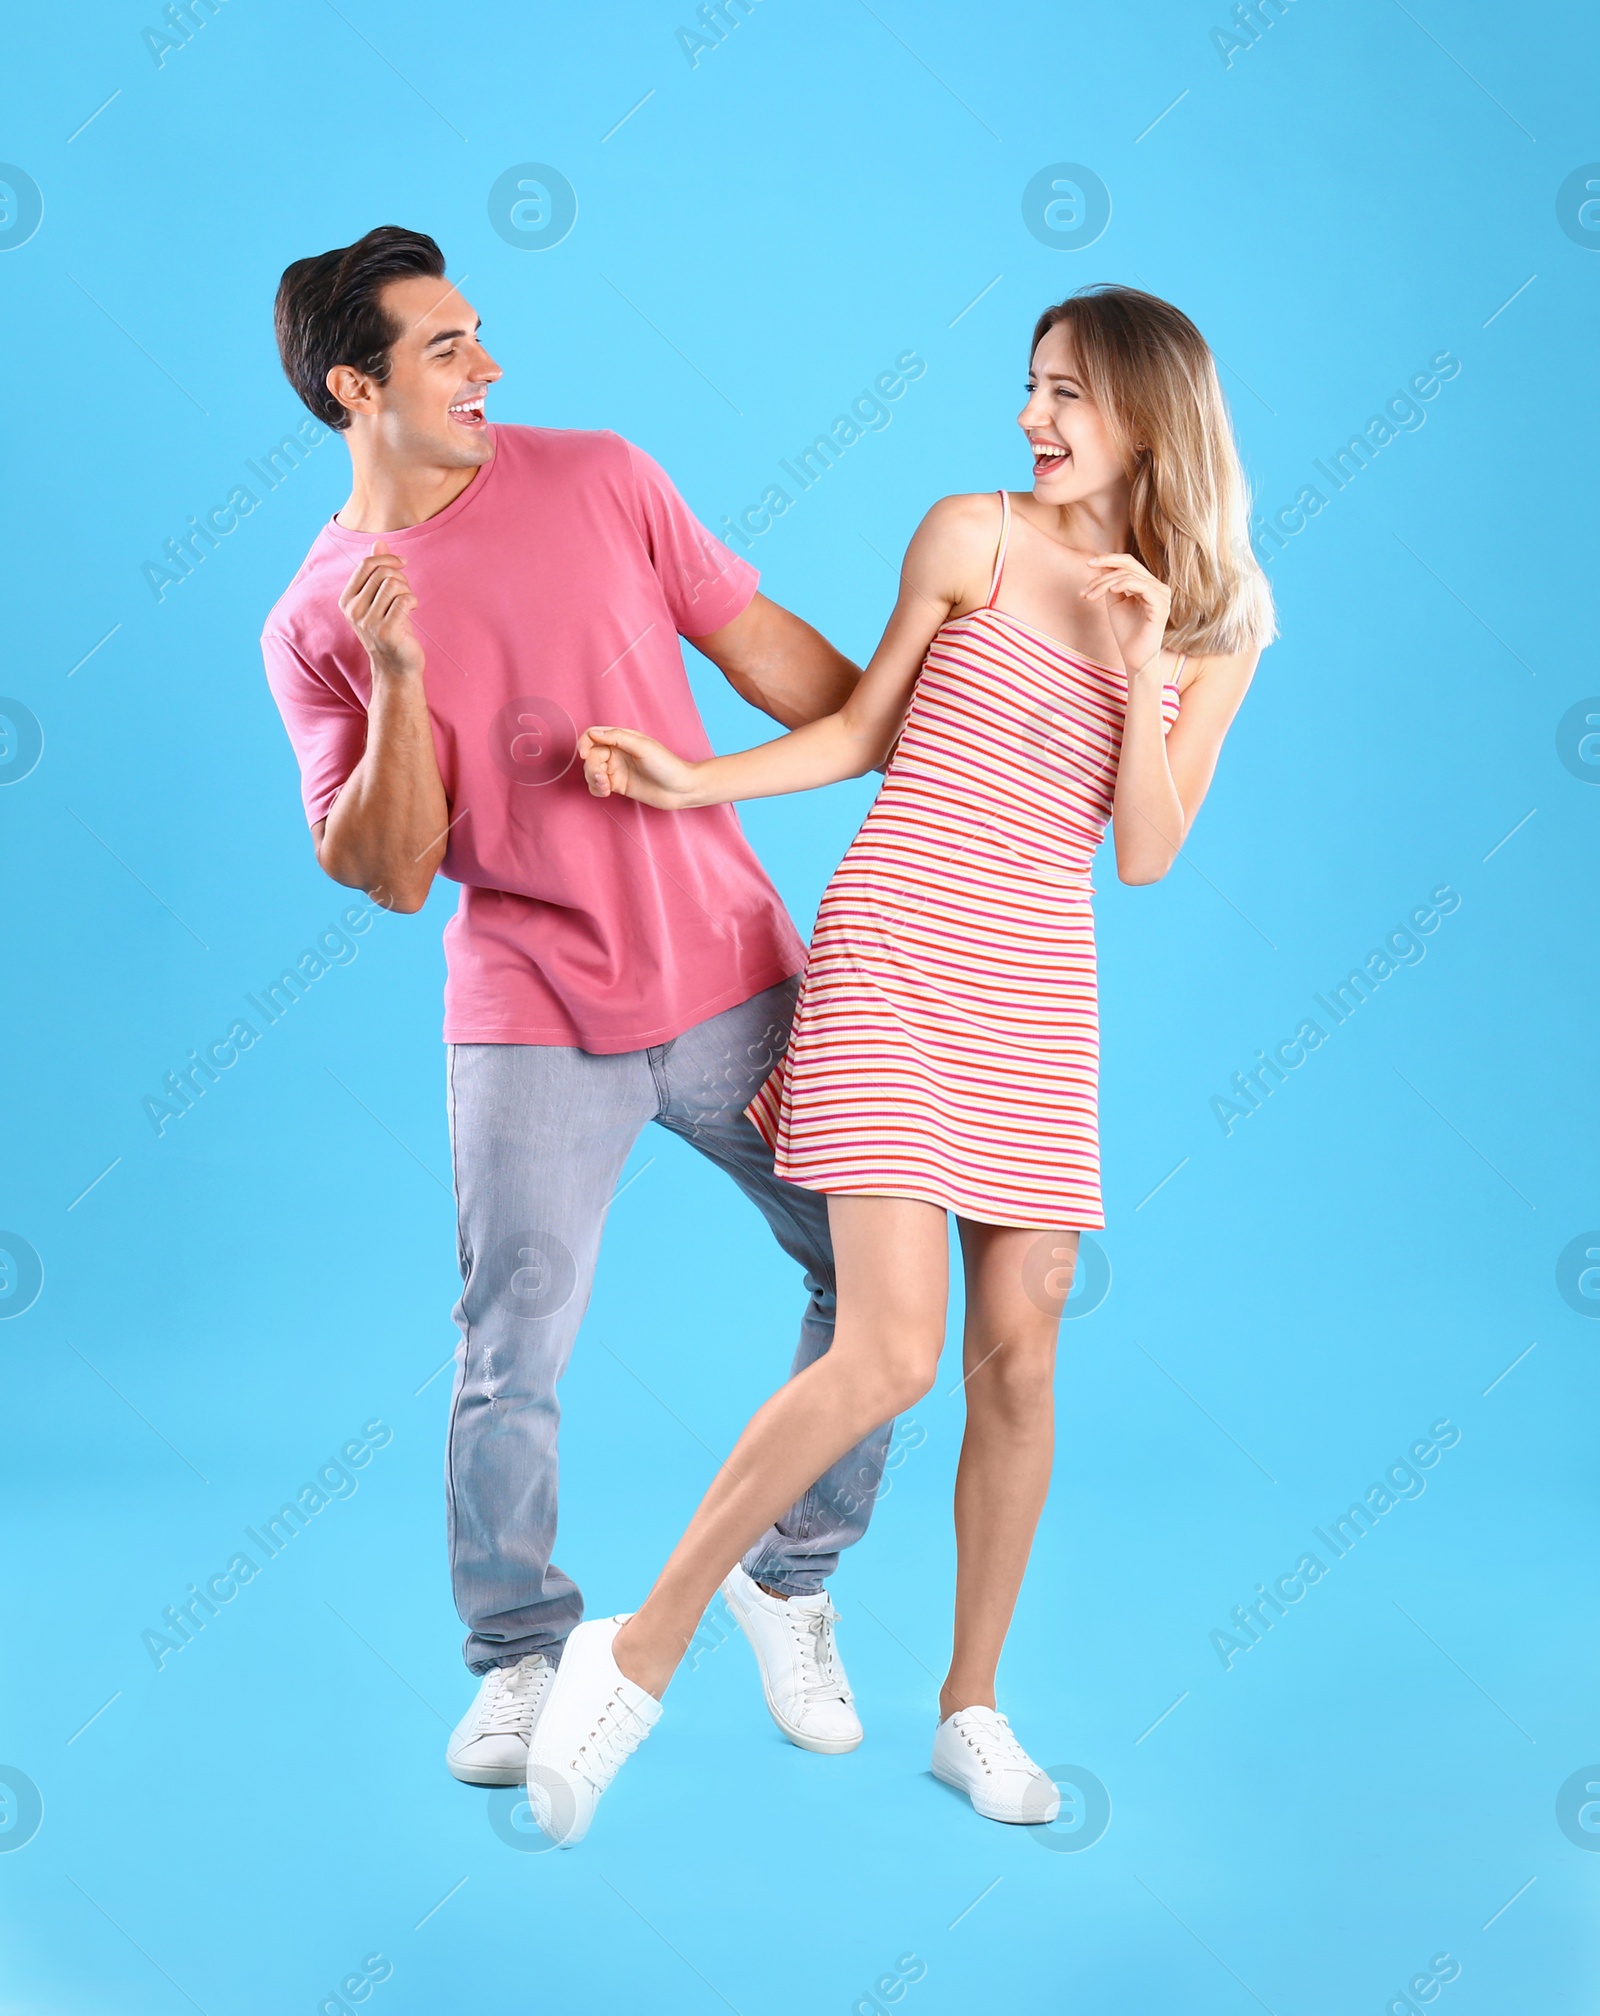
339, 541, 424, 677
316, 539, 447, 912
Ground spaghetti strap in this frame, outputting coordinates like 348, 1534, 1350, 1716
1172, 652, 1188, 685
985, 489, 1011, 608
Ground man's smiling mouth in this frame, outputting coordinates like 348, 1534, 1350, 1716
450, 396, 487, 429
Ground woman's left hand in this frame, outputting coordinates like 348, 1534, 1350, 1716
1082, 553, 1172, 678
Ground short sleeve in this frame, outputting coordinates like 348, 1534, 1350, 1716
623, 440, 759, 638
261, 627, 369, 826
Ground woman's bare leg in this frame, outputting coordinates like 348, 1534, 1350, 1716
938, 1222, 1074, 1722
613, 1194, 949, 1698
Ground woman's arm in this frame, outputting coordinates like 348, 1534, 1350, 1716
579, 495, 993, 809
1113, 648, 1258, 883
1076, 551, 1259, 885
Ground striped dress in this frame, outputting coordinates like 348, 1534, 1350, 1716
748, 491, 1182, 1229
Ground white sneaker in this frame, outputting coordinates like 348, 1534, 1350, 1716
445, 1653, 556, 1786
721, 1563, 863, 1755
524, 1616, 661, 1847
931, 1707, 1061, 1824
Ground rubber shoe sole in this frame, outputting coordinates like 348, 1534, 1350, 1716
446, 1754, 525, 1788
931, 1755, 1060, 1825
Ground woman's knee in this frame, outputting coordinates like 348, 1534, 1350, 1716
883, 1356, 940, 1415
966, 1337, 1056, 1417
843, 1330, 941, 1419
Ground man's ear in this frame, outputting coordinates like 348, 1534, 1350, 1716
324, 363, 370, 421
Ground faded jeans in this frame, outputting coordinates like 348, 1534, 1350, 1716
444, 977, 893, 1671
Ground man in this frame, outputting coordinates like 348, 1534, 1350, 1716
261, 225, 889, 1784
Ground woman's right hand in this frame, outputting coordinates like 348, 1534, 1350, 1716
579, 725, 704, 809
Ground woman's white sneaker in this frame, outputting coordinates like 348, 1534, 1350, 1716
446, 1652, 556, 1785
931, 1707, 1060, 1824
524, 1616, 661, 1847
721, 1564, 863, 1754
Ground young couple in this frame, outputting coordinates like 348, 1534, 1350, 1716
263, 226, 1271, 1848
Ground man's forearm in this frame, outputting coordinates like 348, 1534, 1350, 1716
317, 669, 450, 913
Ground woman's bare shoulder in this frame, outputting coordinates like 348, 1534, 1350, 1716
918, 490, 1006, 543
904, 492, 1005, 603
1175, 645, 1261, 699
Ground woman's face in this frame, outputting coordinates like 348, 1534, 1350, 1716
1018, 320, 1131, 508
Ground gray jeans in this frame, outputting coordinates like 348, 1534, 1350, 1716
444, 976, 893, 1672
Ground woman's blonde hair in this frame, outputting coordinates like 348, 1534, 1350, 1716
1032, 285, 1275, 655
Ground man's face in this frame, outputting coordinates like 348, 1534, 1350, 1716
335, 274, 502, 468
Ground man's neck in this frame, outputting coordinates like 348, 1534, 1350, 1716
335, 444, 489, 534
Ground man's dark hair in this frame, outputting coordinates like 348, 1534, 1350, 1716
274, 226, 446, 430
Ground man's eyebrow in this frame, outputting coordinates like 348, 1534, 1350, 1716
422, 321, 480, 349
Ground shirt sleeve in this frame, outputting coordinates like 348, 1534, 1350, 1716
260, 626, 369, 826
623, 439, 759, 638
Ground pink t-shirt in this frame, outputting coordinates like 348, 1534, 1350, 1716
262, 426, 805, 1049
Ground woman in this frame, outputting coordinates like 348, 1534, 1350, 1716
527, 285, 1274, 1843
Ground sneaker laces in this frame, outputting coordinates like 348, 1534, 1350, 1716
478, 1655, 551, 1737
570, 1689, 655, 1794
959, 1711, 1040, 1778
786, 1599, 852, 1705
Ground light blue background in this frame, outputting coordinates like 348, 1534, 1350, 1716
2, 1, 1597, 2010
